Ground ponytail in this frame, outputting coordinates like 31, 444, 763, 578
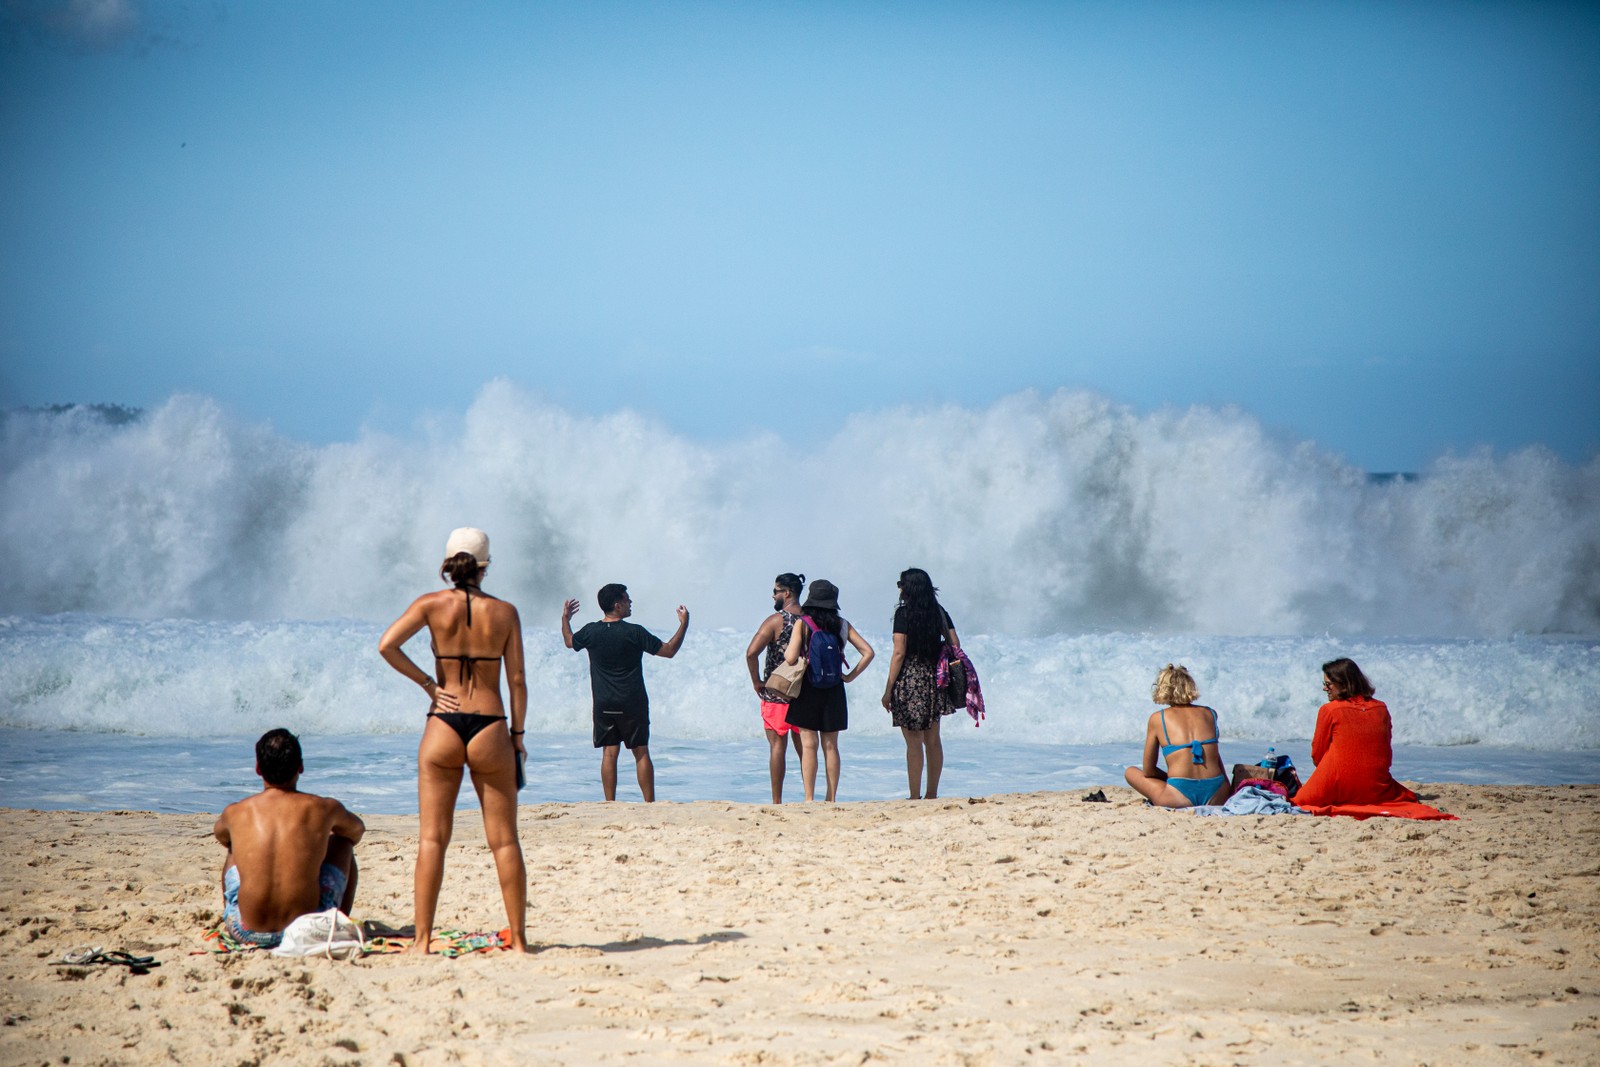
440, 551, 482, 588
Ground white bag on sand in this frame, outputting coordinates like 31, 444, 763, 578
270, 908, 365, 960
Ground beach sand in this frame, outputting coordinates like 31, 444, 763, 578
1, 785, 1596, 1065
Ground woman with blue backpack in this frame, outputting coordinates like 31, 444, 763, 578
782, 579, 876, 802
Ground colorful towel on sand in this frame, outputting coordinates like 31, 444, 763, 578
1296, 801, 1458, 821
199, 924, 514, 956
364, 929, 515, 957
197, 925, 263, 954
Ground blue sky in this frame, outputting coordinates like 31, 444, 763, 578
2, 0, 1596, 471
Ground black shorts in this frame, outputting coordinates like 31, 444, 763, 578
593, 708, 649, 750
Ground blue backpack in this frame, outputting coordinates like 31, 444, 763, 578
804, 615, 848, 688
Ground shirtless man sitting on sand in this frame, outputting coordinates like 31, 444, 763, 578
213, 728, 365, 948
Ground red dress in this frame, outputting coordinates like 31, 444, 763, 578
1295, 697, 1417, 807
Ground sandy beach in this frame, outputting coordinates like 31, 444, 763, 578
1, 784, 1596, 1066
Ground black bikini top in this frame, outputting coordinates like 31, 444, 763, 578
432, 585, 502, 694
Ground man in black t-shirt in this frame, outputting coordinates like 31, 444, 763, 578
561, 582, 689, 802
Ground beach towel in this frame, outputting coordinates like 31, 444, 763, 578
359, 922, 516, 957
199, 918, 365, 958
430, 929, 515, 956
199, 922, 515, 956
1295, 800, 1458, 821
198, 925, 262, 954
1191, 785, 1308, 817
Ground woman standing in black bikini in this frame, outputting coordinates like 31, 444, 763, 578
379, 527, 529, 954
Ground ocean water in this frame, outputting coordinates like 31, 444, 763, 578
0, 727, 1590, 815
1, 389, 1597, 811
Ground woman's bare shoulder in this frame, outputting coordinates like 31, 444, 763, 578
485, 595, 521, 621
1166, 703, 1214, 725
411, 589, 455, 610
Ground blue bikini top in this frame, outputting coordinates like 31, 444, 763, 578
1159, 706, 1219, 766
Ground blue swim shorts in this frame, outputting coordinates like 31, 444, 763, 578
223, 863, 348, 948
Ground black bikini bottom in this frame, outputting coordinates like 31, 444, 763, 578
427, 711, 506, 745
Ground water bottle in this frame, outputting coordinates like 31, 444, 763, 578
1259, 746, 1277, 769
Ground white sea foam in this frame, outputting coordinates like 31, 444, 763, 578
2, 386, 1597, 755
3, 383, 1597, 636
2, 615, 1595, 749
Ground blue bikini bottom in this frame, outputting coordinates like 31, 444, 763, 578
1169, 775, 1226, 806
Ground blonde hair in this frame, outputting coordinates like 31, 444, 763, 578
1152, 663, 1199, 706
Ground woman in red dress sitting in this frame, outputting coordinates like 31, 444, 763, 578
1295, 657, 1417, 807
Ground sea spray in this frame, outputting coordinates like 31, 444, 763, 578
3, 383, 1597, 636
2, 614, 1595, 748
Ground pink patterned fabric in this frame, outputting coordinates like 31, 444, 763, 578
936, 646, 986, 726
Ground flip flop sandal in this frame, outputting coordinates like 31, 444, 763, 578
1081, 789, 1108, 802
100, 951, 159, 973
55, 948, 159, 974
57, 946, 103, 966
360, 919, 413, 939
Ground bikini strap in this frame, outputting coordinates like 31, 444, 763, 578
1187, 707, 1218, 765
1160, 707, 1210, 765
433, 585, 486, 694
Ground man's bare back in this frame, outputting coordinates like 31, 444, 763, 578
214, 729, 364, 942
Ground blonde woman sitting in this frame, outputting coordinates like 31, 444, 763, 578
1124, 664, 1229, 808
